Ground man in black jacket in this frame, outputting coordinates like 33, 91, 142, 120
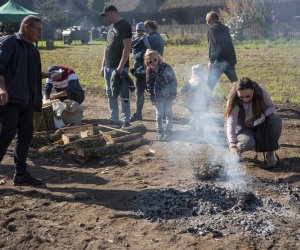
206, 11, 238, 108
0, 15, 50, 186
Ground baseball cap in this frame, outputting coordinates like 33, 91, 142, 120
99, 5, 118, 17
136, 22, 145, 32
48, 65, 60, 72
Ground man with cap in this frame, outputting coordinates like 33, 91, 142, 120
130, 22, 150, 122
0, 15, 51, 186
99, 5, 133, 127
44, 65, 85, 105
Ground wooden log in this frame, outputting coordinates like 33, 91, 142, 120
77, 144, 123, 158
98, 124, 130, 134
31, 130, 63, 148
105, 132, 142, 144
62, 134, 81, 144
120, 137, 145, 149
73, 135, 107, 151
33, 105, 55, 132
100, 124, 147, 138
56, 124, 93, 135
80, 126, 100, 138
38, 143, 73, 155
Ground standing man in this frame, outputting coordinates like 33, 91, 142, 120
206, 11, 238, 109
100, 5, 132, 127
0, 15, 50, 186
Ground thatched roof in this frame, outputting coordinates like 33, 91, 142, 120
263, 0, 299, 2
160, 0, 227, 12
109, 0, 162, 14
159, 0, 300, 12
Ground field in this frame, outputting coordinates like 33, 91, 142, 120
0, 40, 299, 249
38, 39, 300, 103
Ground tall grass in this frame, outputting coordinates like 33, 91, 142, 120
38, 39, 300, 103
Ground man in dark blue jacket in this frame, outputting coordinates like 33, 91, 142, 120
0, 15, 50, 186
206, 11, 238, 109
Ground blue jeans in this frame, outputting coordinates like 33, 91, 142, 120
155, 97, 173, 135
104, 67, 131, 123
236, 114, 282, 152
206, 61, 238, 110
207, 61, 238, 90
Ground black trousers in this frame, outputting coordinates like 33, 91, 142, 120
0, 102, 34, 174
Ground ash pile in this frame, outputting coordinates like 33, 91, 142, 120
132, 161, 300, 241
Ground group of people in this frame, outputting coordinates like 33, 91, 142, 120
0, 6, 282, 187
100, 5, 165, 127
100, 6, 282, 168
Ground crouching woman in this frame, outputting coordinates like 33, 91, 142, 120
224, 77, 282, 168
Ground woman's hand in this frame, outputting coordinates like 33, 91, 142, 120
229, 146, 240, 156
260, 113, 266, 123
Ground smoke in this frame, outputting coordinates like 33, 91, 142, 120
168, 64, 252, 192
224, 152, 252, 192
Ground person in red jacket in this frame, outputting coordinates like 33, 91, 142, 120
44, 65, 85, 104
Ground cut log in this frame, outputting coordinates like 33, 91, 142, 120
77, 144, 123, 158
73, 135, 107, 151
62, 134, 81, 144
98, 124, 130, 134
31, 130, 63, 148
104, 132, 142, 144
38, 143, 73, 155
33, 105, 55, 132
100, 124, 147, 138
119, 137, 145, 149
80, 126, 100, 138
56, 124, 93, 135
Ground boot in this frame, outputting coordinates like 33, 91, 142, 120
265, 151, 279, 168
13, 171, 45, 186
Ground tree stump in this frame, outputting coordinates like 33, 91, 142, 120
33, 105, 55, 132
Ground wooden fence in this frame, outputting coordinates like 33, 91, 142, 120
159, 22, 300, 40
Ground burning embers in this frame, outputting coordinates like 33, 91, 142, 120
132, 160, 300, 240
192, 161, 225, 181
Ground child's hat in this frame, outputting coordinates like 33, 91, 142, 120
136, 22, 145, 32
191, 64, 204, 76
189, 64, 205, 84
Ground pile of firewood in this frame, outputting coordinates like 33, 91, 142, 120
31, 124, 147, 161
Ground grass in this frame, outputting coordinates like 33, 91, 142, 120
38, 39, 300, 103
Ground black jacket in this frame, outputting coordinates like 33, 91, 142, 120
207, 22, 237, 65
0, 33, 42, 111
111, 70, 135, 103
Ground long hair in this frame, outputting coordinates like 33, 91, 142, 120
144, 49, 162, 76
224, 77, 263, 118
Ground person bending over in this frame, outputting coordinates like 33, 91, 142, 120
224, 77, 282, 168
44, 65, 84, 104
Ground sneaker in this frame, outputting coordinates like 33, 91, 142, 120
130, 113, 142, 122
13, 172, 45, 186
122, 122, 131, 128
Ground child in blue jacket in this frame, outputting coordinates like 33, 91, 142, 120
145, 49, 177, 141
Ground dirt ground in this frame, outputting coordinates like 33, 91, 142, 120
0, 89, 299, 250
